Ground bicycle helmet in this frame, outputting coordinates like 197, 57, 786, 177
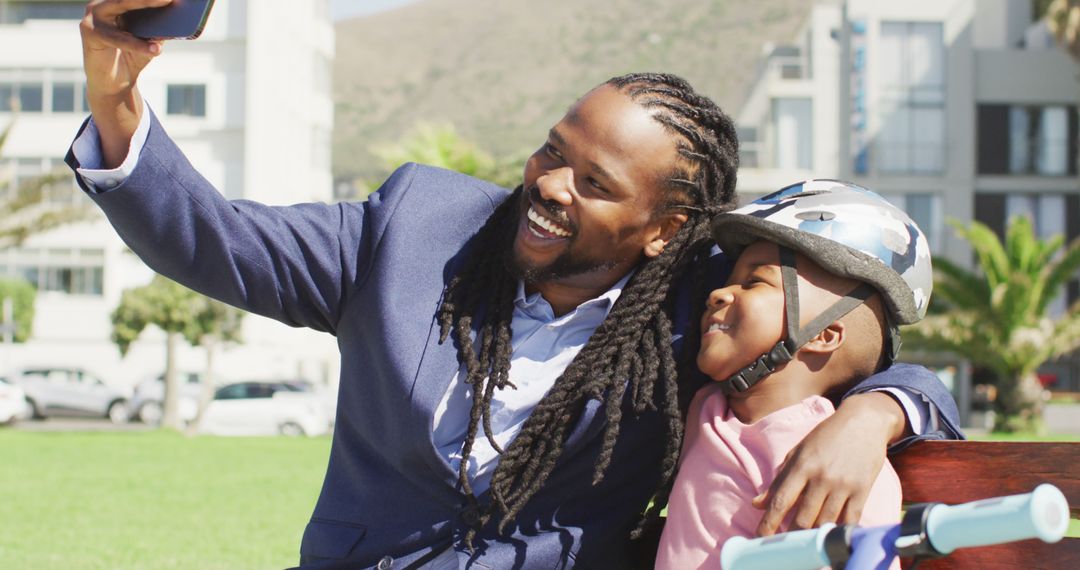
708, 179, 933, 394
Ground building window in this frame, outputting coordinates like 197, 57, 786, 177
0, 73, 43, 113
1010, 194, 1069, 315
736, 126, 761, 168
51, 82, 76, 113
772, 98, 813, 170
976, 192, 1079, 315
882, 193, 943, 254
0, 248, 104, 296
17, 82, 43, 112
979, 104, 1077, 175
1006, 194, 1067, 240
166, 84, 206, 117
877, 22, 946, 174
0, 69, 87, 115
0, 2, 86, 24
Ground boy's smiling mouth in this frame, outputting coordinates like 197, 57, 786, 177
706, 322, 731, 333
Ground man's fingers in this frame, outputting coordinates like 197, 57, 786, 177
91, 0, 173, 20
755, 473, 807, 536
86, 23, 161, 57
83, 0, 170, 55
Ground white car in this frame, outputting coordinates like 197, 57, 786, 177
14, 367, 129, 423
198, 381, 331, 437
0, 376, 31, 424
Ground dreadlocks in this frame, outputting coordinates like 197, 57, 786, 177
436, 72, 740, 542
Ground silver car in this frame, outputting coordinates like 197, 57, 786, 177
15, 367, 129, 423
128, 372, 204, 424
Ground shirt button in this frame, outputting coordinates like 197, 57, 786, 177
376, 555, 393, 569
104, 178, 119, 189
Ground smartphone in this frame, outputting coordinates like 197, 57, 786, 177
122, 0, 216, 40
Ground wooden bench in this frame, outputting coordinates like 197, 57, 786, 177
891, 440, 1080, 569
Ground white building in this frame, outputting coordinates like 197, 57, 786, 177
0, 0, 338, 390
735, 0, 1080, 398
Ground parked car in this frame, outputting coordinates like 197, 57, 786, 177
13, 367, 129, 423
0, 376, 31, 425
198, 381, 331, 437
128, 372, 203, 424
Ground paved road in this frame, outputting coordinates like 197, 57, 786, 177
1045, 403, 1080, 435
11, 417, 155, 432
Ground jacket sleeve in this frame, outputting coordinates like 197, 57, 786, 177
844, 363, 966, 451
65, 110, 416, 335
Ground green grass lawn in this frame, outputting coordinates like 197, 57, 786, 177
978, 431, 1080, 442
1, 430, 331, 570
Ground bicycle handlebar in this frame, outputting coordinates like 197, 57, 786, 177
925, 483, 1068, 554
720, 524, 837, 570
720, 484, 1070, 570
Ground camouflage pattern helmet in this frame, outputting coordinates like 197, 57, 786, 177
710, 179, 932, 324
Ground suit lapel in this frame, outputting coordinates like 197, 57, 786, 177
408, 293, 465, 486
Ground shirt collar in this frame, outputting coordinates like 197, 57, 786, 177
514, 271, 635, 323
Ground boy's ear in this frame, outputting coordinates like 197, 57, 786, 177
801, 321, 846, 354
644, 212, 689, 258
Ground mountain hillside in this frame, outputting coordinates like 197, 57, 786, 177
333, 0, 813, 180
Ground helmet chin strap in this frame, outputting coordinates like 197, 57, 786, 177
720, 246, 877, 395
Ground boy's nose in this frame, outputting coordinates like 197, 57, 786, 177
706, 288, 734, 308
536, 167, 574, 206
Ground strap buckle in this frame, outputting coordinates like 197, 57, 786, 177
720, 340, 794, 394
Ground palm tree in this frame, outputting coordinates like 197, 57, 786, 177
904, 217, 1080, 432
0, 118, 96, 249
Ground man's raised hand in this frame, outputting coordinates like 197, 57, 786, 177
80, 0, 171, 167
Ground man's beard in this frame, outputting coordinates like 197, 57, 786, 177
504, 185, 624, 284
505, 241, 623, 285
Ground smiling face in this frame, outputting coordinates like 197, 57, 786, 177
697, 241, 788, 382
509, 84, 686, 291
697, 240, 870, 383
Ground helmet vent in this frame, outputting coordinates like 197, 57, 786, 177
795, 210, 835, 222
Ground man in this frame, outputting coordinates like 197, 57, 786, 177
72, 2, 961, 568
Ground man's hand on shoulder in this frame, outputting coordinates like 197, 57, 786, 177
752, 391, 906, 536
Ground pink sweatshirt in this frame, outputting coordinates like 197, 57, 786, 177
656, 384, 902, 570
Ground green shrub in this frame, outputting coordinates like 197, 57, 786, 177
0, 276, 35, 342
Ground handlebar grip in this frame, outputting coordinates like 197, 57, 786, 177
925, 483, 1070, 554
720, 524, 835, 570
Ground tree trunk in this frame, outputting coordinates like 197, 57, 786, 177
186, 336, 218, 436
992, 372, 1046, 433
162, 331, 183, 430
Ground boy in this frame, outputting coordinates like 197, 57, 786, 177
656, 179, 933, 569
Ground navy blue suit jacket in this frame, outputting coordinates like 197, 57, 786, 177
67, 113, 961, 569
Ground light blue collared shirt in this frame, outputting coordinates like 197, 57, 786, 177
433, 275, 630, 495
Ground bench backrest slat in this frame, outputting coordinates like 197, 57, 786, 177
892, 440, 1080, 570
890, 440, 1080, 517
